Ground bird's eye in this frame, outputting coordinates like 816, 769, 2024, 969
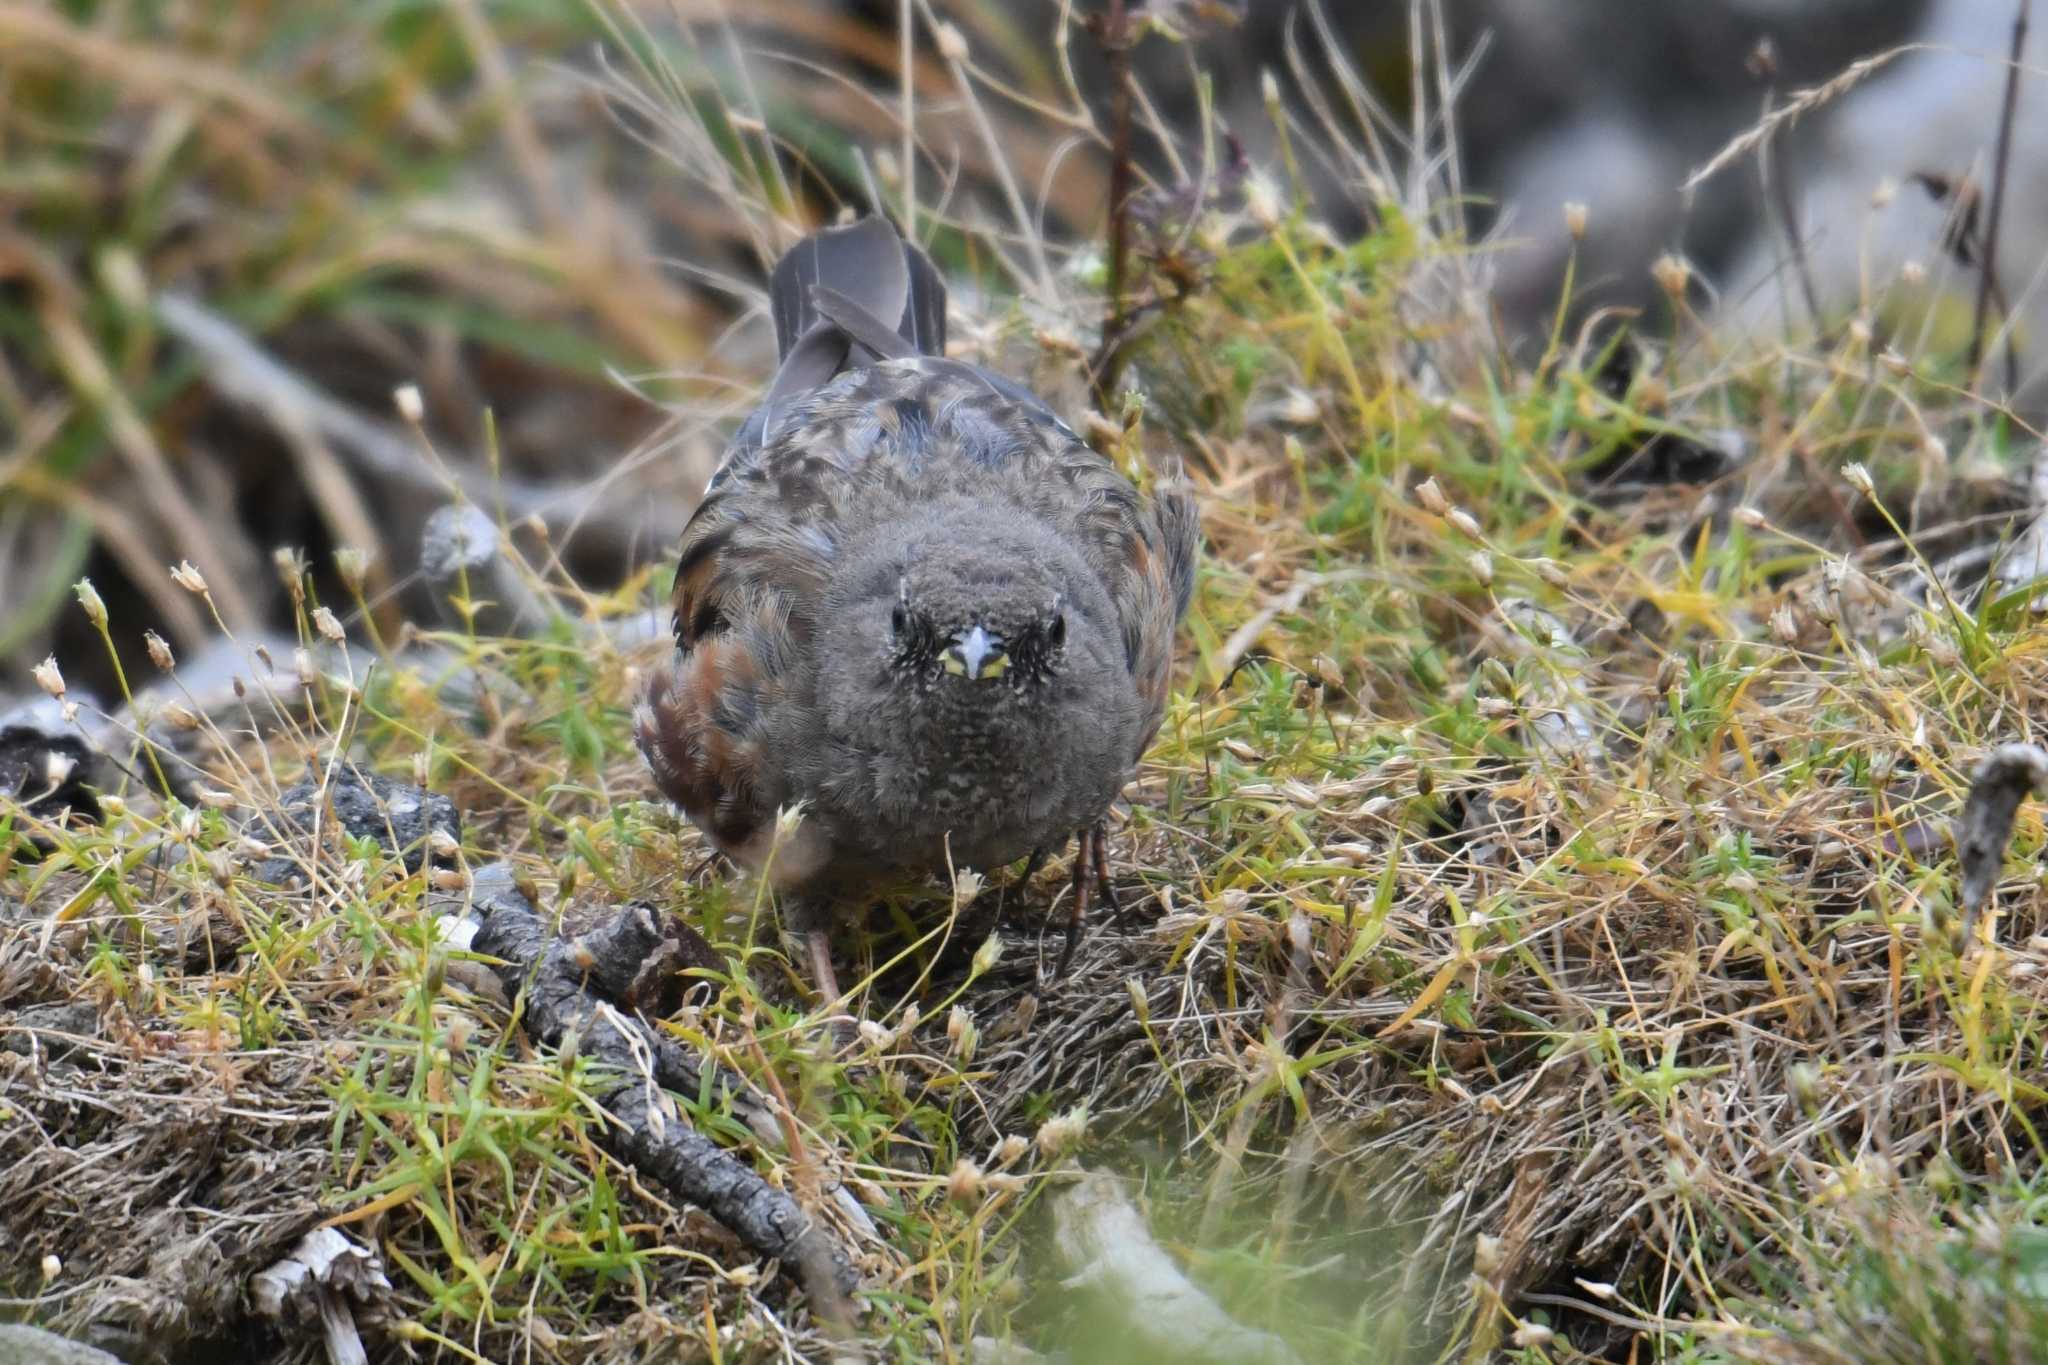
890, 601, 909, 638
1046, 610, 1066, 650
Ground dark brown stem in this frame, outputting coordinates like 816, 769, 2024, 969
1764, 97, 1823, 336
1969, 0, 2029, 389
1094, 0, 1136, 411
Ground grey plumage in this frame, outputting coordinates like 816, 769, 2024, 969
636, 217, 1198, 1000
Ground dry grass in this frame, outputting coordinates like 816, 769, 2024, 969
7, 4, 2048, 1364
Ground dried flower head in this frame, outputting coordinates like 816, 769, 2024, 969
73, 579, 107, 628
1651, 253, 1692, 299
334, 546, 369, 592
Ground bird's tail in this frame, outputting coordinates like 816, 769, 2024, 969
770, 217, 945, 360
759, 216, 946, 421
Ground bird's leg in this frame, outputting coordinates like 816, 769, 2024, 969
1091, 826, 1122, 920
784, 897, 846, 1014
1055, 823, 1111, 978
806, 928, 844, 1011
1018, 845, 1050, 893
790, 906, 863, 1054
998, 846, 1050, 920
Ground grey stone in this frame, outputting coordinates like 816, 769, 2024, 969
1, 1001, 100, 1061
0, 1324, 125, 1365
250, 766, 460, 883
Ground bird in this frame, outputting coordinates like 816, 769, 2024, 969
636, 215, 1198, 1007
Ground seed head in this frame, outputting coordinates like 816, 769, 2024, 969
393, 384, 425, 425
73, 579, 107, 629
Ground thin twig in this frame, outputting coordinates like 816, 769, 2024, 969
1751, 40, 1823, 338
1970, 0, 2030, 390
900, 0, 916, 240
1096, 0, 1135, 411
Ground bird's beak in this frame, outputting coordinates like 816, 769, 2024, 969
941, 625, 1008, 680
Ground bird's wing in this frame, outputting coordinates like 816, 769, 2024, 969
1049, 452, 1199, 758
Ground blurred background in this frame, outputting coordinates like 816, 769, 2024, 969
0, 0, 2030, 694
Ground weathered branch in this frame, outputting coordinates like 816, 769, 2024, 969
461, 864, 858, 1308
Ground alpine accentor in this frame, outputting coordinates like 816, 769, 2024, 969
636, 216, 1198, 1003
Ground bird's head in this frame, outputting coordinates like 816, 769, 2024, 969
818, 513, 1123, 733
886, 577, 1068, 690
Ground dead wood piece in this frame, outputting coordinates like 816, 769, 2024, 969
1047, 1169, 1302, 1365
459, 863, 857, 1306
250, 1227, 393, 1365
1953, 742, 2048, 934
152, 293, 685, 552
563, 899, 722, 1017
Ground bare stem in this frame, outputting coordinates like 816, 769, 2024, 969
1969, 0, 2029, 389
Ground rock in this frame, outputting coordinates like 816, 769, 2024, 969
250, 766, 460, 883
0, 1324, 126, 1365
1, 1001, 100, 1062
0, 696, 107, 828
